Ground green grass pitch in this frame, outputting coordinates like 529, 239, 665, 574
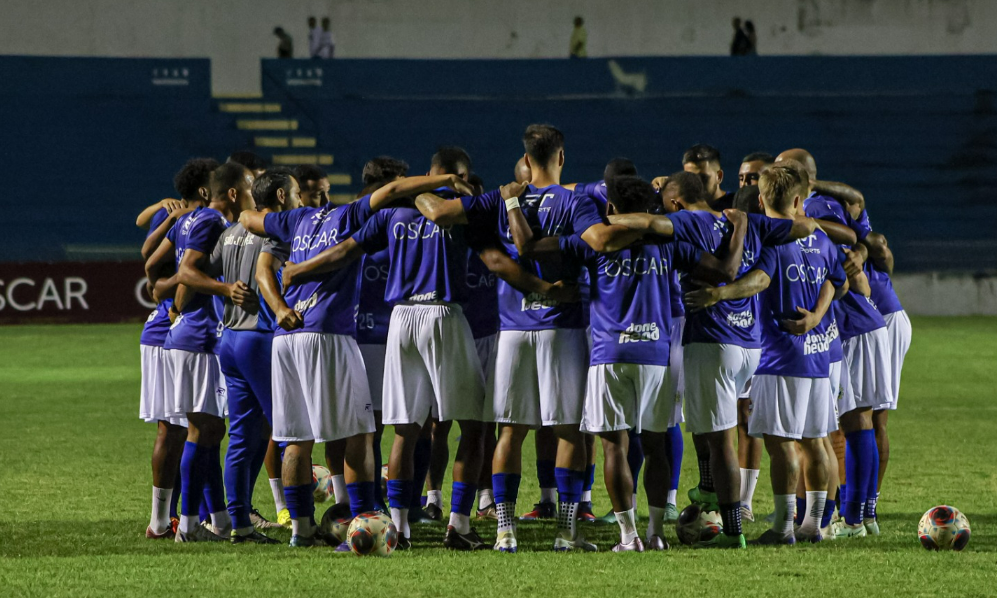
0, 317, 995, 597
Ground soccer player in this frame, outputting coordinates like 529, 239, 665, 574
228, 151, 268, 178
139, 158, 216, 539
737, 152, 775, 188
515, 176, 747, 551
685, 164, 849, 545
177, 168, 303, 544
682, 144, 735, 211
294, 164, 330, 207
240, 172, 468, 546
145, 162, 256, 542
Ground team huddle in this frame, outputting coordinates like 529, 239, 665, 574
138, 124, 911, 552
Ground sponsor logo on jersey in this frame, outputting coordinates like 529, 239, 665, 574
619, 322, 661, 343
804, 328, 834, 355
224, 233, 255, 247
603, 255, 670, 278
726, 309, 754, 328
292, 228, 340, 252
294, 292, 318, 312
785, 263, 828, 284
408, 291, 439, 302
392, 220, 449, 241
521, 292, 557, 311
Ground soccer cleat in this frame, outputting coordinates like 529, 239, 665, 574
596, 509, 617, 525
476, 505, 498, 520
409, 506, 435, 525
749, 529, 796, 546
276, 508, 292, 528
494, 530, 518, 553
520, 501, 557, 521
577, 502, 596, 523
174, 524, 227, 543
250, 508, 282, 530
820, 523, 835, 539
443, 526, 489, 551
794, 528, 823, 544
740, 506, 755, 522
424, 503, 444, 522
646, 535, 670, 551
663, 503, 680, 523
553, 533, 598, 552
231, 529, 281, 545
696, 533, 747, 549
864, 519, 881, 536
334, 542, 352, 552
687, 487, 720, 512
396, 534, 412, 551
612, 537, 645, 552
145, 525, 175, 540
288, 534, 317, 547
831, 521, 868, 540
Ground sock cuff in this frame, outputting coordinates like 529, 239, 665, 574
386, 479, 413, 509
492, 473, 522, 504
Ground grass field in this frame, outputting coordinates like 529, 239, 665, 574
1, 317, 995, 597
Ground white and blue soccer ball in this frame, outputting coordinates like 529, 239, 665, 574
312, 465, 334, 503
919, 505, 970, 551
347, 511, 398, 557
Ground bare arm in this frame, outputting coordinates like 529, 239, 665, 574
477, 246, 578, 303
370, 174, 474, 211
688, 209, 747, 284
177, 249, 255, 306
683, 269, 772, 312
861, 231, 893, 275
144, 237, 175, 293
141, 206, 193, 260
281, 238, 366, 288
136, 198, 184, 229
782, 279, 835, 336
787, 216, 819, 240
580, 223, 647, 253
607, 213, 674, 237
239, 210, 268, 236
813, 180, 865, 211
414, 192, 469, 227
812, 218, 858, 246
255, 251, 303, 332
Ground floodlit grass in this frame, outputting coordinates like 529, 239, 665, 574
0, 318, 994, 597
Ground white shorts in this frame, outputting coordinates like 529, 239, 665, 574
474, 334, 497, 377
683, 343, 760, 434
839, 328, 893, 415
829, 360, 842, 421
489, 328, 588, 427
749, 375, 833, 439
358, 343, 386, 411
164, 349, 226, 419
272, 332, 375, 443
738, 377, 753, 401
139, 345, 187, 427
878, 310, 912, 410
382, 303, 484, 425
669, 317, 685, 425
581, 363, 675, 434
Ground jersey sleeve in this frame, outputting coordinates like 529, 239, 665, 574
666, 211, 694, 244
832, 248, 850, 288
670, 240, 704, 273
186, 213, 227, 254
460, 190, 502, 230
352, 210, 391, 254
347, 194, 375, 222
166, 221, 179, 244
754, 245, 779, 279
558, 234, 597, 263
263, 208, 310, 243
803, 197, 847, 226
570, 192, 607, 236
261, 239, 291, 264
147, 208, 169, 239
846, 211, 872, 241
206, 231, 224, 278
749, 213, 795, 246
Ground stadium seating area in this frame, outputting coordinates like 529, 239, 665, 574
4, 55, 995, 270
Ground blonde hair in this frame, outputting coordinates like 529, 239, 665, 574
758, 165, 804, 213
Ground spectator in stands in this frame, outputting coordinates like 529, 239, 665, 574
273, 27, 293, 59
730, 17, 750, 56
294, 165, 330, 207
228, 151, 268, 178
308, 16, 322, 58
570, 16, 587, 59
744, 20, 758, 55
318, 17, 336, 59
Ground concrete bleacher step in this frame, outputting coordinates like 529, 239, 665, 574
254, 136, 316, 148
219, 102, 281, 113
271, 153, 333, 166
237, 119, 298, 131
329, 193, 356, 205
327, 174, 351, 186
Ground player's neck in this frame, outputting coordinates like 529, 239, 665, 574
529, 168, 560, 188
683, 201, 715, 214
713, 188, 726, 200
764, 207, 793, 220
209, 200, 236, 223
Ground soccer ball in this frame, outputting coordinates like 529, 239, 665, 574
918, 505, 971, 551
675, 504, 722, 545
319, 502, 354, 544
347, 511, 398, 556
312, 465, 334, 503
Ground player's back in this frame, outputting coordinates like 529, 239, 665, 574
213, 223, 273, 332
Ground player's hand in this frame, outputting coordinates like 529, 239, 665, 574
168, 306, 180, 325
544, 281, 580, 303
449, 175, 476, 197
723, 208, 747, 229
500, 181, 529, 202
160, 198, 184, 214
227, 281, 256, 307
651, 176, 669, 191
684, 285, 721, 311
275, 305, 304, 331
782, 306, 817, 335
841, 247, 865, 277
282, 262, 298, 287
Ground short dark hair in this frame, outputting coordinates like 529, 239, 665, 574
733, 184, 763, 214
227, 151, 268, 172
664, 170, 706, 203
604, 158, 637, 181
431, 146, 472, 176
251, 167, 296, 210
742, 151, 775, 165
523, 124, 564, 167
468, 172, 484, 195
682, 144, 721, 166
173, 158, 220, 201
361, 156, 409, 187
293, 164, 327, 185
607, 176, 656, 214
211, 162, 250, 200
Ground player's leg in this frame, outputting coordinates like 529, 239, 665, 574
601, 431, 641, 551
664, 316, 685, 522
641, 430, 671, 547
757, 434, 798, 545
238, 330, 282, 531
409, 419, 435, 521
281, 439, 316, 542
578, 434, 597, 522
737, 396, 762, 521
324, 439, 347, 504
148, 420, 186, 537
343, 432, 376, 517
682, 343, 719, 509
869, 409, 888, 525
446, 419, 485, 541
477, 422, 498, 518
492, 423, 530, 551
263, 439, 288, 527
358, 343, 388, 513
701, 428, 743, 546
427, 419, 453, 513
521, 426, 558, 519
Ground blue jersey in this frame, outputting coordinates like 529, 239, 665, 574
163, 207, 230, 353
669, 210, 794, 348
263, 195, 376, 337
754, 230, 847, 378
356, 249, 392, 344
353, 206, 468, 304
669, 270, 685, 319
855, 210, 903, 316
140, 208, 174, 347
803, 194, 886, 340
574, 181, 609, 213
460, 184, 605, 331
560, 235, 702, 367
464, 249, 499, 338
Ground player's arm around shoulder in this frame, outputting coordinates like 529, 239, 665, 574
372, 174, 474, 211
256, 251, 303, 331
282, 238, 365, 288
477, 246, 579, 304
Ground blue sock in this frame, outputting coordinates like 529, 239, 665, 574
387, 479, 413, 510
583, 463, 596, 501
821, 498, 836, 528
180, 441, 204, 517
627, 430, 644, 492
665, 425, 684, 490
838, 483, 847, 511
371, 431, 388, 511
537, 459, 556, 495
283, 484, 304, 520
199, 494, 210, 523
203, 445, 226, 515
492, 473, 521, 505
794, 496, 806, 526
843, 430, 875, 524
865, 437, 881, 519
170, 468, 182, 519
346, 481, 376, 517
451, 481, 477, 516
410, 437, 432, 509
554, 467, 584, 504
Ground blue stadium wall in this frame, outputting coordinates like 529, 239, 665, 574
2, 55, 995, 272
